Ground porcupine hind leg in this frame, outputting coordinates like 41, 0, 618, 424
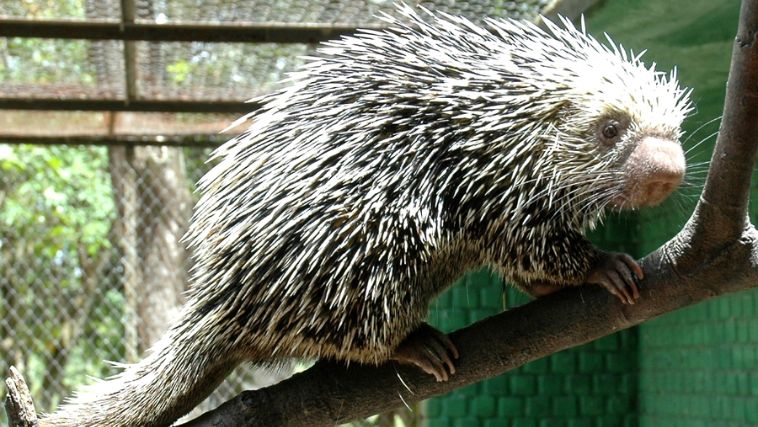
390, 322, 460, 382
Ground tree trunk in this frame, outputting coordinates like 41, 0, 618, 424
108, 145, 192, 352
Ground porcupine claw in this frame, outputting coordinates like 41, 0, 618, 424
586, 251, 644, 305
391, 322, 460, 382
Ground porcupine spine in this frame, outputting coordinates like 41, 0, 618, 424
42, 3, 690, 426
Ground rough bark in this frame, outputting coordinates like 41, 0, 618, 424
4, 367, 37, 427
91, 0, 192, 354
108, 145, 141, 360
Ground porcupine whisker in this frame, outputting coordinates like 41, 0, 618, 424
681, 115, 722, 146
675, 196, 700, 210
682, 169, 710, 189
522, 184, 590, 219
684, 129, 720, 157
680, 174, 706, 193
686, 160, 711, 168
398, 391, 414, 413
394, 368, 414, 394
541, 179, 608, 213
547, 173, 620, 208
583, 186, 619, 207
549, 186, 613, 222
680, 178, 705, 193
682, 170, 709, 182
535, 170, 618, 198
550, 181, 613, 212
670, 195, 685, 216
583, 182, 623, 208
578, 192, 618, 219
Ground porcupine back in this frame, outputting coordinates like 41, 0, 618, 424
42, 5, 689, 427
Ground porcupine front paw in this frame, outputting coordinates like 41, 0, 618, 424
587, 251, 644, 305
391, 323, 459, 382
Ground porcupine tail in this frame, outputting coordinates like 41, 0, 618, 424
40, 309, 241, 427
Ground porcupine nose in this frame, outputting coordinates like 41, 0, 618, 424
627, 137, 685, 207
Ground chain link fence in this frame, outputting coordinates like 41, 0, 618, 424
0, 142, 308, 422
0, 141, 426, 425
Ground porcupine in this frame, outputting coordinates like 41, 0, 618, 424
43, 4, 691, 426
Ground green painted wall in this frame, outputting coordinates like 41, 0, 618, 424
426, 0, 758, 426
426, 217, 640, 427
590, 1, 758, 426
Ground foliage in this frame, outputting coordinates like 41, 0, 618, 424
0, 144, 113, 257
0, 0, 86, 20
0, 37, 95, 86
0, 1, 94, 86
0, 144, 120, 410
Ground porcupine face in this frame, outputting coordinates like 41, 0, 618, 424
538, 18, 693, 213
588, 106, 687, 209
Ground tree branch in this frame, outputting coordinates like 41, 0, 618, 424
6, 1, 758, 426
5, 367, 38, 427
693, 0, 758, 248
178, 232, 758, 427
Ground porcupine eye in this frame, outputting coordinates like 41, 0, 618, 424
598, 119, 622, 147
602, 122, 619, 139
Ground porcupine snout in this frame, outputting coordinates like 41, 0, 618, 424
621, 136, 685, 208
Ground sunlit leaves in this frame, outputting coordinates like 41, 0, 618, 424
0, 144, 114, 271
